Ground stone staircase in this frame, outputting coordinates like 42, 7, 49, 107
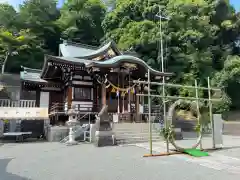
113, 123, 163, 145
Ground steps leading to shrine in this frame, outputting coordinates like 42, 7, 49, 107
113, 123, 163, 145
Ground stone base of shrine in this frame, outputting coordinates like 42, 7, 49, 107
94, 131, 116, 147
46, 126, 69, 142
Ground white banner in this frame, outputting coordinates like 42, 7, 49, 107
0, 108, 49, 120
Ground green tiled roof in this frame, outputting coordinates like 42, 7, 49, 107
60, 40, 120, 59
0, 73, 20, 86
53, 56, 93, 65
59, 42, 96, 57
77, 41, 120, 59
20, 67, 47, 83
86, 55, 173, 76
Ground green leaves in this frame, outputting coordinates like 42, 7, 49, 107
0, 0, 238, 113
57, 0, 106, 45
102, 0, 239, 112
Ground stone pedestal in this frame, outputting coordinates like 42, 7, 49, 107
47, 126, 69, 142
68, 126, 77, 144
113, 114, 119, 123
94, 105, 116, 147
94, 131, 116, 147
65, 109, 79, 145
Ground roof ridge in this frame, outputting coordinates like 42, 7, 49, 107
21, 66, 42, 73
63, 40, 99, 50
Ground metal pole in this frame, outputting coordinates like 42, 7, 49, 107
117, 72, 120, 113
160, 9, 164, 73
159, 7, 169, 153
148, 69, 152, 155
122, 72, 124, 113
128, 69, 131, 112
208, 77, 215, 149
195, 79, 202, 149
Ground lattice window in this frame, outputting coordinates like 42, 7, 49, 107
74, 87, 92, 100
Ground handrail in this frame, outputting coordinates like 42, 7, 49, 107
78, 112, 91, 120
50, 103, 101, 114
0, 99, 36, 107
60, 124, 90, 143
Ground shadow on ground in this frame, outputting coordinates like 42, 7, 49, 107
0, 137, 47, 144
205, 146, 240, 152
0, 158, 31, 180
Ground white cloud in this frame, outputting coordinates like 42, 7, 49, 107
0, 0, 9, 3
0, 0, 23, 10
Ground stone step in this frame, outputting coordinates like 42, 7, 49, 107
113, 123, 162, 144
113, 126, 160, 131
114, 130, 160, 135
114, 132, 160, 137
116, 137, 162, 144
114, 132, 161, 136
114, 129, 153, 133
116, 136, 163, 141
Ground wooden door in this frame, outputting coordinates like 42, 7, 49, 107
49, 91, 63, 111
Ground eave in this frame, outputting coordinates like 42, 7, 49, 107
86, 55, 173, 77
76, 41, 121, 59
40, 55, 93, 79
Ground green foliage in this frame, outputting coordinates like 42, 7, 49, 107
19, 0, 61, 53
102, 0, 240, 112
0, 4, 18, 30
160, 125, 175, 141
0, 0, 239, 112
57, 0, 106, 46
194, 123, 201, 133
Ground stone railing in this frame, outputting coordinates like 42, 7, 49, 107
0, 99, 36, 107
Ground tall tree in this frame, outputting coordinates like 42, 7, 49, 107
0, 28, 42, 73
0, 4, 18, 31
57, 0, 106, 46
19, 0, 61, 54
102, 0, 237, 99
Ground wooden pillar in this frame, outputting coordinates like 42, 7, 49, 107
101, 84, 106, 107
68, 86, 72, 109
36, 89, 40, 107
94, 84, 98, 112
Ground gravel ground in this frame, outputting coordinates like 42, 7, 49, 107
0, 141, 240, 180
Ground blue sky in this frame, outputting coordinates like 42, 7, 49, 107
231, 0, 240, 11
0, 0, 65, 9
0, 0, 240, 11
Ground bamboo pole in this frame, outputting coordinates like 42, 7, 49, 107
195, 80, 202, 150
208, 77, 215, 149
162, 78, 169, 153
133, 80, 221, 91
136, 94, 220, 102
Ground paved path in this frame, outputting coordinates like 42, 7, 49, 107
133, 135, 240, 176
0, 142, 239, 180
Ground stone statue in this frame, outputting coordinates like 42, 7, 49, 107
94, 105, 116, 147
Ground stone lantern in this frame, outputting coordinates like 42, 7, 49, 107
66, 108, 79, 145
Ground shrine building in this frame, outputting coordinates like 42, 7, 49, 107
18, 40, 172, 124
